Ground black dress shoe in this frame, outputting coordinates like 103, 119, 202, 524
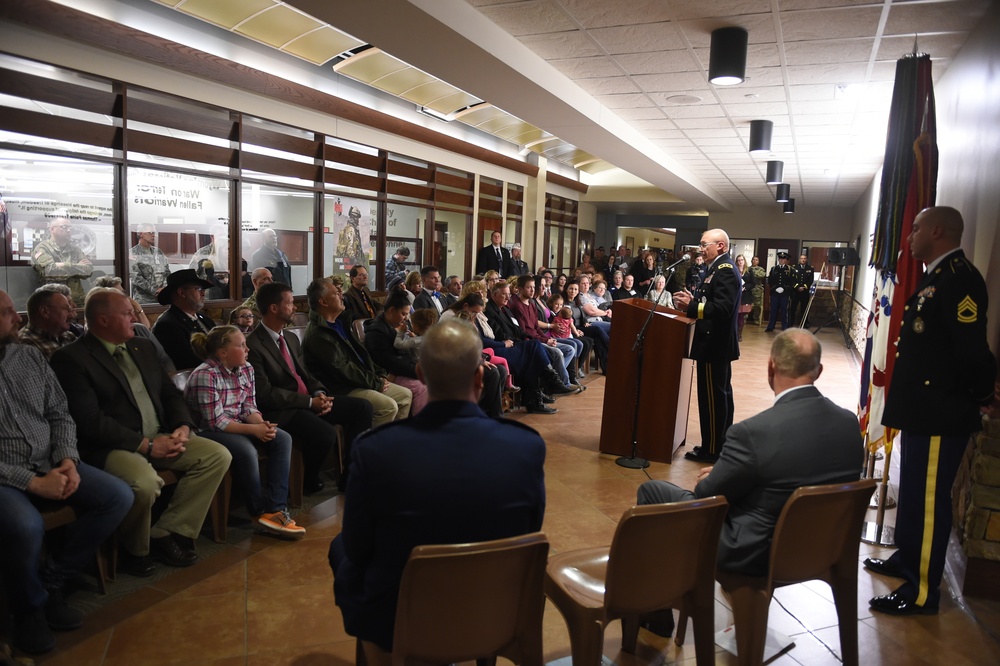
540, 393, 555, 404
869, 593, 937, 616
526, 403, 557, 414
548, 382, 576, 395
151, 535, 198, 568
119, 552, 156, 578
44, 589, 83, 631
304, 479, 325, 495
864, 557, 903, 578
684, 450, 718, 463
15, 610, 55, 655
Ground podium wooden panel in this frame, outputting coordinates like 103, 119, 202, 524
599, 298, 695, 464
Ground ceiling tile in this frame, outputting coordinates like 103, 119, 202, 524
235, 5, 322, 48
677, 14, 778, 47
683, 129, 740, 139
632, 71, 709, 92
788, 83, 838, 101
715, 86, 787, 103
518, 32, 604, 59
588, 22, 687, 54
614, 51, 701, 75
724, 101, 790, 116
743, 67, 785, 87
789, 99, 856, 115
283, 26, 363, 64
674, 117, 736, 130
613, 107, 670, 120
561, 0, 680, 28
594, 93, 656, 108
574, 76, 641, 95
780, 7, 883, 42
671, 0, 772, 21
549, 56, 623, 79
877, 32, 968, 61
661, 104, 726, 119
177, 0, 275, 30
782, 38, 875, 65
477, 0, 578, 36
642, 129, 686, 139
647, 90, 716, 106
786, 63, 867, 85
884, 0, 992, 36
626, 118, 679, 130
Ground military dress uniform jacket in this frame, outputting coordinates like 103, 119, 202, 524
882, 249, 996, 436
790, 263, 814, 291
768, 264, 792, 292
683, 252, 741, 363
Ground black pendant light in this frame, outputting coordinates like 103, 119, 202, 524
766, 160, 784, 184
783, 198, 795, 214
749, 120, 773, 157
708, 27, 748, 86
775, 183, 791, 203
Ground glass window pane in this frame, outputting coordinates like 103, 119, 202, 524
323, 195, 376, 281
242, 183, 315, 295
1, 150, 114, 308
433, 210, 468, 281
383, 204, 426, 289
126, 167, 231, 303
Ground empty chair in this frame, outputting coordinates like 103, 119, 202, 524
359, 532, 549, 666
545, 497, 729, 666
290, 311, 309, 327
689, 479, 876, 666
284, 326, 306, 345
171, 369, 192, 391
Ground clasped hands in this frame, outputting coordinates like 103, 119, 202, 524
27, 458, 80, 500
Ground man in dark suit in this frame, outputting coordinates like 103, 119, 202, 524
344, 265, 381, 321
246, 282, 373, 493
475, 230, 512, 278
672, 228, 742, 463
440, 275, 462, 309
329, 318, 546, 651
868, 206, 997, 616
411, 265, 445, 314
638, 329, 863, 576
152, 269, 217, 370
51, 289, 231, 575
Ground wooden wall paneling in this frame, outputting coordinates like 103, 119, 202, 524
326, 144, 383, 172
242, 152, 323, 182
3, 106, 117, 149
386, 159, 433, 182
385, 180, 433, 202
127, 97, 237, 141
2, 68, 118, 115
323, 166, 383, 193
126, 129, 236, 167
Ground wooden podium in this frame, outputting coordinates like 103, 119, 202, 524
599, 298, 696, 464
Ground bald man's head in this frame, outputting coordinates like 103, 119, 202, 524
908, 206, 965, 263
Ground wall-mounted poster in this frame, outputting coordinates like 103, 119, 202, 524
330, 196, 374, 273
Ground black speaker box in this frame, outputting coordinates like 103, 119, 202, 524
828, 247, 860, 266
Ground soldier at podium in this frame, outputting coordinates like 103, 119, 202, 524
672, 228, 741, 463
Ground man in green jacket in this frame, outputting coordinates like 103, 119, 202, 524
302, 277, 412, 427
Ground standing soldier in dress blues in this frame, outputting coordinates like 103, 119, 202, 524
765, 252, 792, 332
867, 206, 996, 616
673, 229, 741, 463
789, 253, 814, 327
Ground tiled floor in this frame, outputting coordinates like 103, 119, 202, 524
30, 324, 1000, 665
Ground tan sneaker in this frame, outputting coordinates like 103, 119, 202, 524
258, 511, 306, 538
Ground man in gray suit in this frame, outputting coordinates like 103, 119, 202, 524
638, 328, 863, 576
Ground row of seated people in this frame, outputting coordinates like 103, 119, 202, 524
329, 320, 865, 653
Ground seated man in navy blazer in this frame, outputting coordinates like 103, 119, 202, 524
639, 328, 862, 574
329, 318, 546, 651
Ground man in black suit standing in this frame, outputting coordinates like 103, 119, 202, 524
246, 282, 373, 493
329, 318, 546, 652
508, 243, 529, 277
868, 206, 997, 616
51, 289, 231, 575
475, 230, 512, 278
673, 228, 741, 463
638, 329, 863, 576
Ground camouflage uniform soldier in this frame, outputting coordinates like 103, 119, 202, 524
31, 218, 93, 307
129, 223, 171, 304
749, 256, 766, 324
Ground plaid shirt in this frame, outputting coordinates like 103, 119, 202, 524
17, 324, 77, 360
0, 344, 79, 490
184, 358, 259, 432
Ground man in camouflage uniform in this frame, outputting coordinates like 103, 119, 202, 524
748, 256, 766, 324
129, 223, 170, 304
31, 218, 93, 307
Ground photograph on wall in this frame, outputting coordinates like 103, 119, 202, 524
330, 196, 374, 272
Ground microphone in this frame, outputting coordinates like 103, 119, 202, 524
661, 253, 691, 274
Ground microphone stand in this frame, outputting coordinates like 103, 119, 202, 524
616, 266, 676, 470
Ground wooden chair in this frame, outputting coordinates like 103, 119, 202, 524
290, 312, 309, 327
545, 497, 728, 666
284, 326, 306, 344
359, 532, 550, 666
679, 479, 876, 666
351, 318, 369, 345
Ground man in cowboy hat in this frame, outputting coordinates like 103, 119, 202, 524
151, 269, 216, 371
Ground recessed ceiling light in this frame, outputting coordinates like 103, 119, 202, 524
663, 94, 702, 105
